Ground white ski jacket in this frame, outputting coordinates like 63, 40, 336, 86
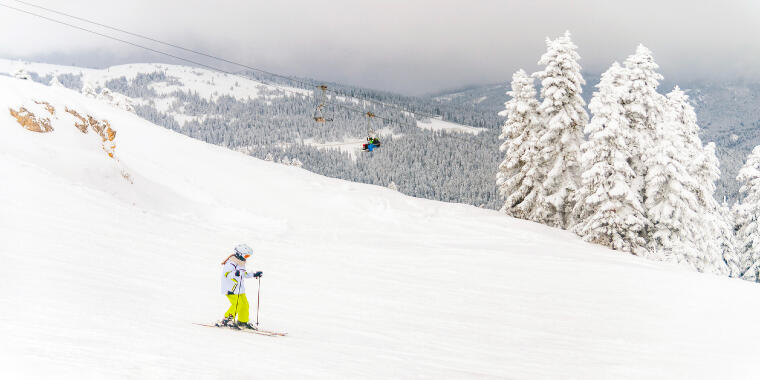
220, 257, 256, 295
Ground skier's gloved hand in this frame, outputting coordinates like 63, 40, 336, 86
235, 270, 242, 277
253, 271, 263, 278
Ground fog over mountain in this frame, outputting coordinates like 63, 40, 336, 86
1, 0, 758, 95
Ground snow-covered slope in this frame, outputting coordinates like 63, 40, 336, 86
2, 76, 760, 379
1, 58, 483, 137
416, 116, 486, 135
0, 59, 311, 101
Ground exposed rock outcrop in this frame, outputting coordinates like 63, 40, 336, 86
9, 107, 53, 133
65, 107, 117, 158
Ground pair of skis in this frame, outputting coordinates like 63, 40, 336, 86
193, 323, 287, 337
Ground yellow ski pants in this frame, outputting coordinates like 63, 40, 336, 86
225, 293, 250, 323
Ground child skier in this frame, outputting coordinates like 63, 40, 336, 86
218, 243, 263, 330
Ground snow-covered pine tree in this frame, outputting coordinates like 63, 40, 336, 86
623, 45, 714, 268
532, 31, 588, 228
666, 87, 702, 159
573, 62, 648, 254
734, 146, 760, 281
622, 45, 665, 184
644, 113, 700, 265
388, 181, 398, 191
290, 158, 303, 168
643, 90, 732, 274
82, 81, 98, 98
49, 75, 63, 87
690, 141, 733, 275
718, 200, 741, 276
496, 70, 543, 219
662, 88, 730, 274
264, 153, 274, 162
665, 87, 720, 207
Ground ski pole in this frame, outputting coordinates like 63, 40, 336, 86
256, 277, 261, 327
233, 273, 242, 327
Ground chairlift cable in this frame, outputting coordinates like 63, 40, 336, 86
0, 1, 307, 99
12, 0, 317, 90
2, 1, 474, 140
9, 0, 445, 122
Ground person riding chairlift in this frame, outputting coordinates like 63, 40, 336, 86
362, 136, 381, 152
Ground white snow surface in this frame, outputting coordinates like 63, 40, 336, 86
2, 76, 760, 379
3, 59, 482, 137
416, 117, 486, 135
0, 59, 310, 128
302, 137, 364, 160
0, 59, 310, 101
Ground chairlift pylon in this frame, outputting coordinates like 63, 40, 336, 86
313, 85, 333, 123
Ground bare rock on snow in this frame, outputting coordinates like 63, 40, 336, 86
9, 106, 53, 133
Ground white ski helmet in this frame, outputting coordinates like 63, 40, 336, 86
234, 243, 253, 259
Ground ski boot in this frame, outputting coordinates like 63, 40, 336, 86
237, 321, 258, 331
215, 315, 235, 328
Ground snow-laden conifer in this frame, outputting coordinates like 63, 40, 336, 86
665, 87, 718, 204
574, 62, 648, 254
717, 200, 741, 276
690, 141, 732, 275
82, 81, 98, 98
642, 96, 732, 273
49, 75, 63, 87
623, 45, 665, 180
532, 31, 588, 228
622, 46, 725, 272
661, 88, 730, 274
734, 146, 760, 281
644, 116, 700, 264
496, 70, 542, 219
666, 87, 702, 158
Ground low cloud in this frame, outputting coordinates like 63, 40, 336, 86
1, 0, 758, 94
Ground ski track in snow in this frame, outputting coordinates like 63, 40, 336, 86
1, 76, 760, 379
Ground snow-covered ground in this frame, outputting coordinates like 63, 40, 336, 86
2, 76, 760, 379
2, 59, 485, 138
416, 117, 486, 135
0, 59, 310, 102
302, 137, 365, 160
0, 58, 311, 128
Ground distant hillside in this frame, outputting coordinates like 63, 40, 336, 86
429, 76, 760, 204
1, 59, 503, 209
686, 82, 760, 202
7, 58, 756, 207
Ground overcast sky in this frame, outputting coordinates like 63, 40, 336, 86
1, 0, 758, 95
